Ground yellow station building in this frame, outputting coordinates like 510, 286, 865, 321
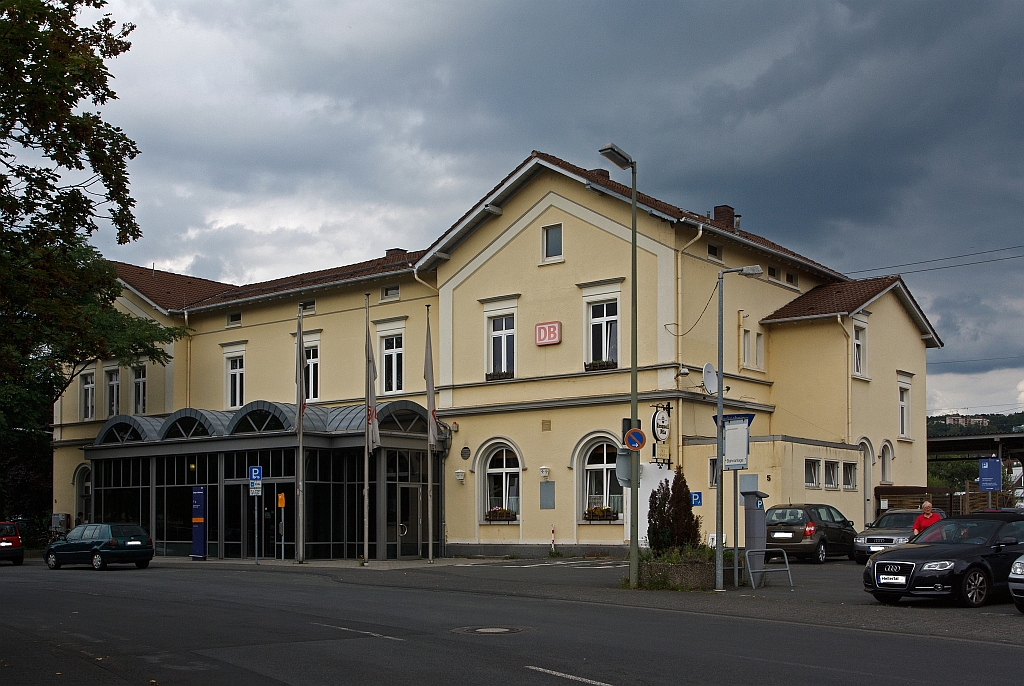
51, 151, 941, 559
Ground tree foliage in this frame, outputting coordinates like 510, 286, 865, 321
0, 1, 185, 514
648, 467, 704, 555
1, 0, 185, 421
647, 478, 672, 554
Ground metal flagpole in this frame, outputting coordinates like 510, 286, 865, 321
716, 270, 725, 591
424, 305, 437, 563
295, 304, 305, 563
363, 294, 371, 565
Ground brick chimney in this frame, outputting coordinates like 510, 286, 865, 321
385, 248, 407, 258
713, 205, 735, 229
590, 169, 610, 180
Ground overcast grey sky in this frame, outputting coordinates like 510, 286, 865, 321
89, 0, 1024, 416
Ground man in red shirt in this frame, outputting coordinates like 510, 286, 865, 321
913, 501, 941, 536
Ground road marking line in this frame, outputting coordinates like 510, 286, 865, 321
525, 665, 613, 685
312, 622, 404, 641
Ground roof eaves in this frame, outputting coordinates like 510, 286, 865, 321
760, 312, 851, 325
184, 265, 417, 313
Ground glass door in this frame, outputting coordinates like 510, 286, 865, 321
398, 485, 421, 559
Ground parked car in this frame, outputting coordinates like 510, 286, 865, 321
765, 504, 857, 563
44, 523, 154, 570
853, 508, 947, 564
863, 512, 1024, 607
0, 521, 24, 566
1010, 553, 1024, 614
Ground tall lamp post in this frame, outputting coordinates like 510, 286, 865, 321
599, 143, 639, 589
715, 264, 763, 591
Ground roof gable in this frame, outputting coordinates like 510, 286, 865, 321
760, 275, 942, 348
114, 261, 235, 313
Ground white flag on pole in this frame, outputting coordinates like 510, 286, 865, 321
424, 307, 437, 452
365, 318, 380, 451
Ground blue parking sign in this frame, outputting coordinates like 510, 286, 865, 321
691, 491, 703, 507
250, 466, 263, 482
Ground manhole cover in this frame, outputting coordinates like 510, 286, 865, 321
450, 626, 532, 635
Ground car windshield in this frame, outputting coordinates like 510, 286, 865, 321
111, 525, 147, 538
0, 524, 16, 536
767, 508, 807, 525
914, 519, 1001, 545
873, 513, 918, 529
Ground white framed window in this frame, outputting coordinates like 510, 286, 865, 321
584, 443, 623, 516
81, 372, 95, 420
106, 369, 120, 417
742, 329, 751, 367
226, 312, 241, 327
804, 458, 821, 488
707, 243, 723, 261
380, 284, 400, 302
542, 224, 563, 262
133, 367, 146, 415
755, 332, 764, 369
708, 457, 719, 488
299, 300, 315, 314
767, 265, 780, 281
304, 345, 320, 401
898, 385, 910, 437
486, 448, 521, 516
382, 335, 403, 394
589, 300, 619, 365
785, 271, 799, 287
853, 325, 867, 377
489, 315, 514, 379
227, 356, 244, 409
880, 442, 893, 482
824, 460, 840, 490
842, 462, 857, 490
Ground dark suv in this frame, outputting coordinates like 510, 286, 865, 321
765, 504, 857, 563
44, 523, 153, 570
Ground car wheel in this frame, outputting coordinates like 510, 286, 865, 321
854, 553, 868, 565
12, 556, 23, 566
1015, 600, 1024, 615
91, 552, 107, 571
814, 541, 827, 564
135, 560, 150, 569
873, 592, 901, 605
46, 552, 61, 570
958, 567, 989, 607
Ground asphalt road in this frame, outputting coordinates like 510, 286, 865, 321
2, 554, 1022, 685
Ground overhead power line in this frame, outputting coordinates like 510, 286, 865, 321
850, 244, 1024, 274
890, 252, 1024, 276
928, 355, 1024, 365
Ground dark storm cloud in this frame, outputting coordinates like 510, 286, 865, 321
93, 0, 1024, 410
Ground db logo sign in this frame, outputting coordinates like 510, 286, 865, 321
535, 321, 561, 346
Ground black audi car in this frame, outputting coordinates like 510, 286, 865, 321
863, 512, 1024, 607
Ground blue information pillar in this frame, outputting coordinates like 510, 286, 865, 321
191, 486, 207, 560
979, 458, 1002, 492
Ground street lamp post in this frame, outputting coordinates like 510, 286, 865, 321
599, 143, 639, 589
715, 264, 763, 591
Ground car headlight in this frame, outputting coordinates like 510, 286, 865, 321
855, 537, 866, 544
1012, 561, 1024, 576
921, 560, 954, 571
894, 537, 910, 545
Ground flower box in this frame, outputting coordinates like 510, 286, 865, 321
485, 508, 517, 522
583, 507, 619, 521
485, 371, 515, 381
584, 360, 618, 372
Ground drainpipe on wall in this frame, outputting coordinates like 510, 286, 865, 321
837, 315, 851, 443
412, 263, 438, 293
184, 310, 191, 409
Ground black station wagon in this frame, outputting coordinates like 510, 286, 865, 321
45, 523, 154, 570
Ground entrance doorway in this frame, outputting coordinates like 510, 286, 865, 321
398, 484, 421, 559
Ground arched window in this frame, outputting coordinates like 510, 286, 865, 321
881, 442, 893, 483
231, 409, 286, 434
164, 416, 210, 439
486, 449, 520, 515
584, 443, 623, 515
99, 422, 142, 444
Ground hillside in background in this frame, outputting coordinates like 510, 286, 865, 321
928, 411, 1024, 438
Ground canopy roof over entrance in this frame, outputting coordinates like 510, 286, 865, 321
928, 432, 1024, 460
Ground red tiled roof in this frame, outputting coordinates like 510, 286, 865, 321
761, 276, 902, 323
420, 150, 846, 281
114, 261, 235, 312
187, 248, 427, 310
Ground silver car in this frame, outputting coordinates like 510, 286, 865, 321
1010, 554, 1024, 614
853, 508, 946, 564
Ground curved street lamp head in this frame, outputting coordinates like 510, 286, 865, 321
599, 143, 634, 170
741, 265, 764, 277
